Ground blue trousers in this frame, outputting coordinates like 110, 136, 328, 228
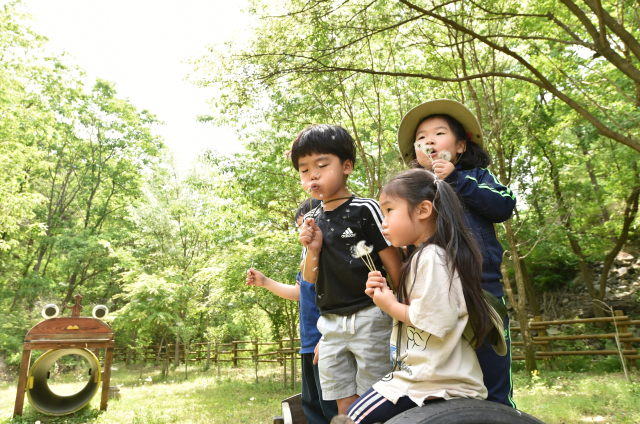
301, 352, 339, 424
475, 307, 516, 407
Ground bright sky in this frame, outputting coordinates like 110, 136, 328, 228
12, 0, 250, 171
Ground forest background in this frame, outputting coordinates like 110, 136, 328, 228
1, 0, 640, 376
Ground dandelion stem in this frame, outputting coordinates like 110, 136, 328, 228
366, 252, 377, 271
359, 257, 373, 272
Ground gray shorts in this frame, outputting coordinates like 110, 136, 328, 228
317, 305, 393, 400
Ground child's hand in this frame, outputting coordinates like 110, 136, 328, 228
313, 342, 320, 365
373, 284, 397, 310
299, 218, 323, 252
365, 271, 387, 298
415, 146, 433, 169
432, 159, 455, 180
246, 269, 267, 287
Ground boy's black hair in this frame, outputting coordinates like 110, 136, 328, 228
294, 199, 311, 223
290, 124, 357, 171
411, 114, 491, 169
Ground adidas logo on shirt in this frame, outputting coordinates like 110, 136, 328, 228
341, 228, 356, 238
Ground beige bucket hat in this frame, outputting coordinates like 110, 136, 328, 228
397, 99, 483, 165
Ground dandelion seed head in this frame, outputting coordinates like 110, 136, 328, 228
350, 240, 374, 258
331, 135, 335, 139
439, 150, 452, 162
414, 142, 433, 157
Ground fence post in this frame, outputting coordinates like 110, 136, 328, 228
534, 316, 549, 354
253, 336, 259, 383
232, 341, 238, 367
615, 310, 637, 369
282, 339, 287, 388
216, 341, 221, 378
290, 338, 295, 389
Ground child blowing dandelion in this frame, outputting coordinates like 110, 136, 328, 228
397, 99, 517, 408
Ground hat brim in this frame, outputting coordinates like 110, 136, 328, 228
397, 99, 483, 165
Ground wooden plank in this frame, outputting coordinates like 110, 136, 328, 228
25, 341, 114, 350
100, 347, 114, 411
528, 316, 629, 327
533, 333, 633, 342
536, 350, 637, 356
255, 351, 280, 357
26, 317, 114, 340
511, 341, 550, 346
13, 349, 31, 416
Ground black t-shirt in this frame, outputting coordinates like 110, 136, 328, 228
304, 197, 391, 316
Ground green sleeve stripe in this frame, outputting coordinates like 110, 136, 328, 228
464, 175, 516, 200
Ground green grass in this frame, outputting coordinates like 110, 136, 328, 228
0, 362, 639, 423
1, 363, 302, 424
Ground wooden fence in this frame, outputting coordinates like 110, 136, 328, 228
112, 310, 640, 377
511, 310, 640, 368
112, 338, 303, 387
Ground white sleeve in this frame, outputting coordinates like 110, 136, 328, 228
407, 248, 461, 340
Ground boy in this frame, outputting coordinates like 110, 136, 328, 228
246, 200, 338, 424
293, 124, 403, 415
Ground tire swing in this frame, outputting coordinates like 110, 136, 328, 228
384, 398, 546, 424
13, 294, 115, 417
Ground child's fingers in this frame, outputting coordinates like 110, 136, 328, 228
313, 343, 320, 365
366, 279, 385, 289
367, 271, 382, 278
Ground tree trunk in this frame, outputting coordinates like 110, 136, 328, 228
184, 339, 188, 379
520, 257, 541, 317
206, 314, 211, 370
503, 220, 538, 373
155, 336, 165, 366
174, 331, 180, 367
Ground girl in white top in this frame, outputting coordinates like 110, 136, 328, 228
347, 168, 493, 424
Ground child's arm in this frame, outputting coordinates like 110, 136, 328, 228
437, 161, 516, 223
246, 269, 300, 301
299, 217, 322, 283
378, 246, 402, 291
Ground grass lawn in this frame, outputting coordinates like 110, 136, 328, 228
0, 362, 639, 423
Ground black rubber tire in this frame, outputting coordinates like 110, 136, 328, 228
383, 399, 546, 424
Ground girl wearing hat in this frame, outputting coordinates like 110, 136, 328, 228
396, 99, 517, 408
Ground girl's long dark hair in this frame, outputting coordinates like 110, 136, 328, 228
383, 168, 491, 348
411, 114, 491, 170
